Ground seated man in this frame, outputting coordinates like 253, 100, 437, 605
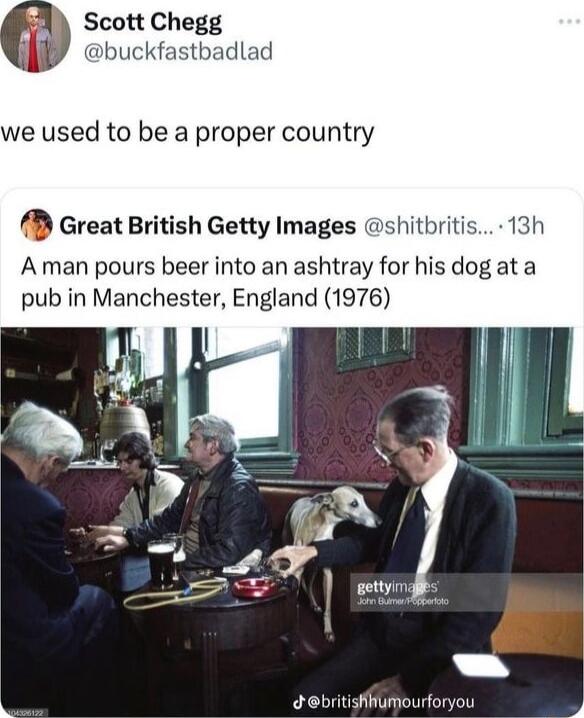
1, 402, 117, 714
96, 414, 272, 569
71, 431, 184, 541
272, 386, 517, 716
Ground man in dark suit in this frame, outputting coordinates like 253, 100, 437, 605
271, 385, 516, 716
1, 402, 117, 714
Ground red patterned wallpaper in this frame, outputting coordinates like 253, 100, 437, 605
51, 469, 128, 531
293, 328, 470, 482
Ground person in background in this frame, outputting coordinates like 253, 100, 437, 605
1, 402, 118, 715
18, 6, 58, 72
95, 414, 272, 569
70, 431, 184, 543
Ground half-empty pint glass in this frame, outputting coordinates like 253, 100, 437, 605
163, 533, 186, 580
147, 539, 175, 589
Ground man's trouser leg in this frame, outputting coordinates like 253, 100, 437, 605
291, 626, 400, 716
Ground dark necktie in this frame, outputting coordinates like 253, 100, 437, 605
178, 478, 201, 534
385, 488, 426, 575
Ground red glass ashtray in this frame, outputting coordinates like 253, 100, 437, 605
231, 577, 279, 599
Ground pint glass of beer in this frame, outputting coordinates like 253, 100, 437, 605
147, 539, 175, 589
163, 533, 186, 581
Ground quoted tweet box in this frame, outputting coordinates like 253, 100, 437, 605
1, 187, 582, 327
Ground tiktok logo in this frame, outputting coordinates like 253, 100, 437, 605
293, 694, 306, 710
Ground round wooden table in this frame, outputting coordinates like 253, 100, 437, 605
68, 545, 122, 594
429, 653, 583, 717
130, 571, 298, 716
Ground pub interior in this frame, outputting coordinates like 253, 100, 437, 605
1, 326, 582, 717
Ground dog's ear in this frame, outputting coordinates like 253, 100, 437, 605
310, 493, 334, 505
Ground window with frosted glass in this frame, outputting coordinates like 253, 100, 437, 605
208, 351, 280, 440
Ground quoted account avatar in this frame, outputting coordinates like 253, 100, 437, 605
18, 6, 57, 72
21, 209, 39, 240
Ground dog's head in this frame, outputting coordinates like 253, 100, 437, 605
328, 486, 381, 528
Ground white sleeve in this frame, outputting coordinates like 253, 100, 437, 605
150, 475, 184, 516
110, 490, 138, 528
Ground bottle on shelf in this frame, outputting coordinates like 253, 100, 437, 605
129, 349, 145, 402
152, 420, 164, 457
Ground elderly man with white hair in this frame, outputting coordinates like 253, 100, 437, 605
18, 6, 58, 72
1, 402, 117, 714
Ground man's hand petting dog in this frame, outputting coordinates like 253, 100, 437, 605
270, 545, 318, 577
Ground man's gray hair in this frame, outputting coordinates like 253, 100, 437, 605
190, 414, 240, 454
1, 401, 82, 465
378, 385, 453, 444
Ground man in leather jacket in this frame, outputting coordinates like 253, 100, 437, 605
95, 414, 271, 568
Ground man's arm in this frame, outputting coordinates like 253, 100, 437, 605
17, 33, 26, 70
185, 483, 268, 568
47, 31, 58, 68
125, 477, 190, 547
95, 478, 190, 552
271, 522, 382, 576
24, 504, 79, 610
271, 484, 396, 574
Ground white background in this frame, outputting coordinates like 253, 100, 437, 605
1, 0, 583, 328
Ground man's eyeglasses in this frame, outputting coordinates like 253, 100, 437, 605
372, 441, 410, 466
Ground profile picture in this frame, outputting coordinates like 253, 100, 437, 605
21, 209, 53, 241
1, 2, 70, 73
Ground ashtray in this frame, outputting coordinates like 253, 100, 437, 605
231, 577, 279, 599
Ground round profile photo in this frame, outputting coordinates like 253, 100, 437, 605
21, 209, 53, 241
1, 3, 70, 73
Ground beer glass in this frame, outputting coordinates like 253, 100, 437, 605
163, 533, 186, 581
100, 438, 116, 463
147, 539, 175, 589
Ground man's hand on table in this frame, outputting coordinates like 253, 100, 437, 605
86, 524, 123, 542
93, 533, 129, 553
69, 524, 124, 545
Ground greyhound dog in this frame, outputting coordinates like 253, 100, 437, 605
283, 485, 381, 642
